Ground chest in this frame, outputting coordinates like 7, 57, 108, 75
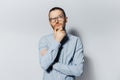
58, 41, 76, 64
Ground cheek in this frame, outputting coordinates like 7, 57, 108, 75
60, 20, 65, 25
50, 23, 55, 28
50, 22, 54, 26
62, 19, 66, 23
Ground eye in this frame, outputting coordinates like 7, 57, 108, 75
59, 15, 64, 18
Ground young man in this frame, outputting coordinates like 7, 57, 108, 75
39, 7, 84, 80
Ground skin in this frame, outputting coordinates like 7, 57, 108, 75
41, 9, 68, 56
49, 9, 68, 42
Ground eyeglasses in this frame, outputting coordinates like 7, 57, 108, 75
49, 15, 64, 23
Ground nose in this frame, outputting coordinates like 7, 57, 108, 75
55, 18, 59, 23
55, 21, 59, 25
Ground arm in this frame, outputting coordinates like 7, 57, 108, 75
53, 38, 84, 76
39, 37, 61, 71
39, 28, 66, 71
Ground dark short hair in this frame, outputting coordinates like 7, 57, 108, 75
49, 7, 66, 18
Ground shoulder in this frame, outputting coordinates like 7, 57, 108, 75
40, 33, 53, 40
67, 33, 83, 46
67, 33, 81, 41
39, 33, 54, 43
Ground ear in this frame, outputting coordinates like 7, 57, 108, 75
65, 17, 68, 23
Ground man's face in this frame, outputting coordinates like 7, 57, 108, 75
49, 10, 67, 30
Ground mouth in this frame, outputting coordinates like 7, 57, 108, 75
54, 23, 62, 27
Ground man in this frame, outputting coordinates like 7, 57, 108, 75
39, 7, 84, 80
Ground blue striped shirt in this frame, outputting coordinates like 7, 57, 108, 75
39, 33, 84, 80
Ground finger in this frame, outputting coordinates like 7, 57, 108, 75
56, 28, 59, 31
54, 28, 57, 33
56, 27, 61, 32
59, 27, 63, 31
61, 31, 66, 34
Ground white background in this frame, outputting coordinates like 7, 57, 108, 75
0, 0, 120, 80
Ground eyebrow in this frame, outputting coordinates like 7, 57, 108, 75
49, 14, 63, 18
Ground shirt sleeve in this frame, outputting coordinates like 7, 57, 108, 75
53, 37, 84, 76
39, 36, 61, 71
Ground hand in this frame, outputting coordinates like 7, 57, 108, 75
54, 27, 66, 42
40, 48, 47, 56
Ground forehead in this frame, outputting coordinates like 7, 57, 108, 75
49, 9, 63, 18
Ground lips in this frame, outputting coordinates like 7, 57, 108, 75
54, 23, 62, 27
